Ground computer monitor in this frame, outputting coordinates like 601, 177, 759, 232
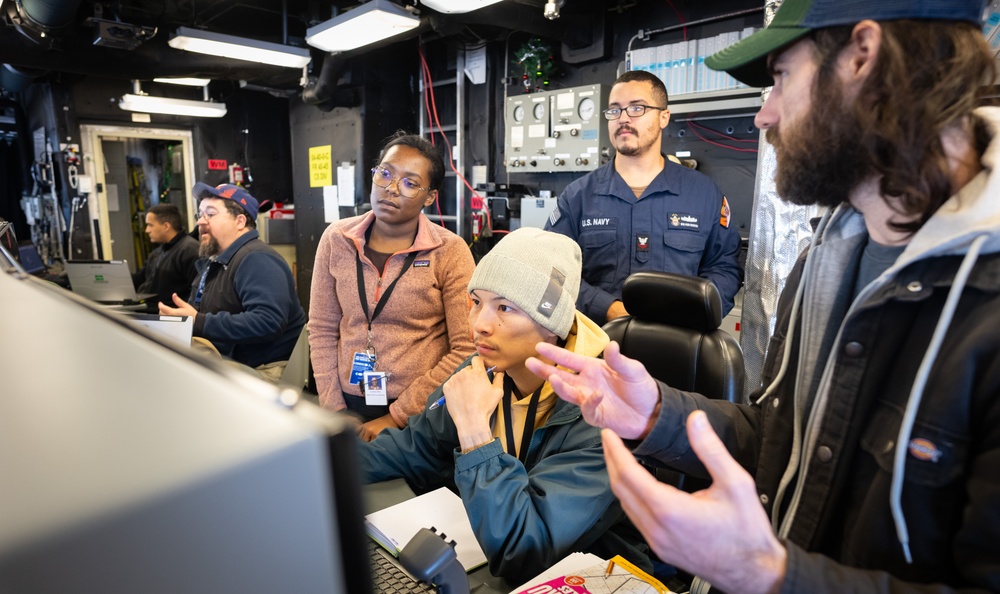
0, 244, 372, 594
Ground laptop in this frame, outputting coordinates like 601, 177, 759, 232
17, 243, 46, 276
64, 260, 155, 306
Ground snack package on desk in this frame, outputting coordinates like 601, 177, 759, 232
510, 554, 673, 594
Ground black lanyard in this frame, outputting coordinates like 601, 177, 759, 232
355, 248, 418, 339
502, 374, 543, 465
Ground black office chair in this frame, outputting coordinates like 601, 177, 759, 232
603, 271, 745, 491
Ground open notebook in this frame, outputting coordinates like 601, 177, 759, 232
365, 486, 487, 572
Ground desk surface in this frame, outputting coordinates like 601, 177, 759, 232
364, 479, 512, 594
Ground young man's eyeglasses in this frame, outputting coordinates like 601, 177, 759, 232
602, 105, 668, 120
371, 166, 431, 198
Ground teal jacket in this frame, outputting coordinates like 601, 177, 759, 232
360, 318, 649, 582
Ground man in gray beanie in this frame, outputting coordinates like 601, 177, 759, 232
358, 227, 651, 583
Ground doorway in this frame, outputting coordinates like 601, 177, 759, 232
79, 125, 196, 272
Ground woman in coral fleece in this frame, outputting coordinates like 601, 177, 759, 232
309, 132, 475, 441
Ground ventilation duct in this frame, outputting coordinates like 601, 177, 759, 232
301, 53, 362, 111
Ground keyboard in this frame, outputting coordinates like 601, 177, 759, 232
368, 539, 437, 594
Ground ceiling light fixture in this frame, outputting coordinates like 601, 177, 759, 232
544, 0, 560, 19
168, 26, 311, 69
305, 0, 420, 53
119, 81, 227, 118
419, 0, 504, 13
153, 77, 211, 87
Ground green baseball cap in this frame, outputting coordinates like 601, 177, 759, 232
706, 0, 988, 88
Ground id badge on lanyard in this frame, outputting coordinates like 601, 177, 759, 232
353, 248, 417, 405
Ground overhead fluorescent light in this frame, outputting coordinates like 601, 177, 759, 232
168, 26, 311, 69
119, 82, 227, 118
153, 77, 211, 87
119, 94, 228, 118
419, 0, 504, 13
306, 0, 420, 53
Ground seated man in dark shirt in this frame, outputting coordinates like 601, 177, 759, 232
133, 203, 199, 312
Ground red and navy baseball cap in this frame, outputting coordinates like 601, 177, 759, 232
706, 0, 988, 88
193, 182, 260, 220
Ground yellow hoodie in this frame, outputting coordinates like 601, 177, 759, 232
491, 311, 609, 458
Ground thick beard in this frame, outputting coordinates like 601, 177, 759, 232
765, 76, 872, 208
199, 236, 220, 258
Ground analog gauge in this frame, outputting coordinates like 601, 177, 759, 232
533, 102, 546, 120
578, 97, 596, 120
512, 105, 524, 123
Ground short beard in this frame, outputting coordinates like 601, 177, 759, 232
612, 125, 646, 158
616, 144, 641, 157
765, 75, 873, 208
199, 236, 220, 258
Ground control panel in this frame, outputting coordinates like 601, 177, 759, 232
504, 84, 612, 173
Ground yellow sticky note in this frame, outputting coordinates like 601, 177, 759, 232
308, 145, 332, 188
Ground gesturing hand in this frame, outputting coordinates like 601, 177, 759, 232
603, 411, 786, 594
525, 341, 659, 440
159, 293, 197, 318
442, 357, 504, 452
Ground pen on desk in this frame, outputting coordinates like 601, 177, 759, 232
428, 365, 497, 410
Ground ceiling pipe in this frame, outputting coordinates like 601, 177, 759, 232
300, 52, 361, 110
301, 11, 430, 110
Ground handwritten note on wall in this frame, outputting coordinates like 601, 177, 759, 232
309, 145, 332, 188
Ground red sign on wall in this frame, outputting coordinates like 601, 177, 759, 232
207, 159, 228, 170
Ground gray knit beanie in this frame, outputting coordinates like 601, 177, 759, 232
468, 227, 581, 339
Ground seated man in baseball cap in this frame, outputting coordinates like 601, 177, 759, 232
161, 182, 305, 381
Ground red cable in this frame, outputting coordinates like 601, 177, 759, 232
423, 76, 435, 147
688, 120, 758, 143
686, 124, 758, 153
664, 0, 687, 41
418, 47, 489, 234
418, 48, 446, 226
420, 51, 438, 144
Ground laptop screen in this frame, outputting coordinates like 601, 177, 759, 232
64, 260, 141, 303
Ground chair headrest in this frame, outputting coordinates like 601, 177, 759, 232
621, 272, 723, 332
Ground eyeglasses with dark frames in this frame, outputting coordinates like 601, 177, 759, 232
602, 105, 668, 120
371, 166, 431, 198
